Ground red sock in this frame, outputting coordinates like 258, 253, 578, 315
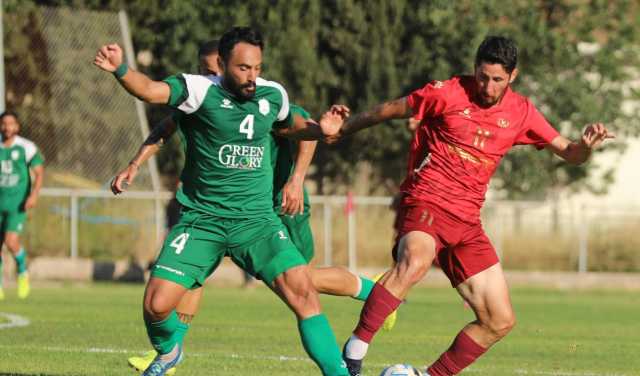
352, 283, 402, 343
427, 331, 487, 376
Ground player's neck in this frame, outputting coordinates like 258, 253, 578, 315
1, 135, 16, 147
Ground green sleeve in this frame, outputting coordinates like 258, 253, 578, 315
274, 104, 310, 129
29, 150, 44, 167
162, 74, 189, 108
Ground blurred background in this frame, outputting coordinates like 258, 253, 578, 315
2, 0, 639, 276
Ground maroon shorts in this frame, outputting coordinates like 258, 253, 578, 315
393, 202, 499, 287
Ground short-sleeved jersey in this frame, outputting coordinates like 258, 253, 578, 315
403, 76, 559, 222
0, 136, 44, 211
271, 104, 311, 214
163, 74, 291, 218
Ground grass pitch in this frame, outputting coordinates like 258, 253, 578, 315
0, 283, 638, 375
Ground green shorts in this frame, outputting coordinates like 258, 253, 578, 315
151, 208, 307, 289
0, 209, 26, 234
279, 212, 314, 263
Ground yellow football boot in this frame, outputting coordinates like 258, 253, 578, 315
128, 350, 177, 375
17, 273, 30, 299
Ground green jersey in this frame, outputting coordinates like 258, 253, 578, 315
0, 136, 44, 211
271, 104, 311, 214
164, 74, 291, 218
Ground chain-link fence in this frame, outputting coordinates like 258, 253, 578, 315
4, 5, 156, 190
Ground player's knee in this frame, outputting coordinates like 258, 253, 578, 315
277, 268, 320, 316
144, 294, 175, 319
487, 313, 516, 339
399, 246, 431, 284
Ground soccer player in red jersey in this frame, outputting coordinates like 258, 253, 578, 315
324, 36, 614, 375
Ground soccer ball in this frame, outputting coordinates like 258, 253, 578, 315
379, 364, 423, 376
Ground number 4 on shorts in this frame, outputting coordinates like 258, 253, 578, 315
170, 233, 190, 254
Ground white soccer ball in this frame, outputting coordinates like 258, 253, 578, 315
379, 363, 423, 376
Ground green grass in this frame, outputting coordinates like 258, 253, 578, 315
0, 283, 638, 375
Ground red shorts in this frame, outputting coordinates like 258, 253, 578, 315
393, 201, 499, 287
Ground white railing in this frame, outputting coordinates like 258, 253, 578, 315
38, 189, 640, 273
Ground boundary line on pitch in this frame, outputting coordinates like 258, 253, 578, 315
0, 312, 31, 330
1, 345, 627, 376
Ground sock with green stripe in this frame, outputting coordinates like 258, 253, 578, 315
145, 310, 181, 355
353, 276, 374, 301
298, 314, 349, 376
14, 248, 27, 275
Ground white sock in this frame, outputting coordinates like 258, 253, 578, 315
351, 274, 362, 298
345, 334, 369, 360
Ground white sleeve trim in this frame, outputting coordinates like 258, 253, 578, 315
177, 74, 214, 114
256, 77, 290, 121
14, 136, 38, 163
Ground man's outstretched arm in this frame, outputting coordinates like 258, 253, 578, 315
547, 122, 615, 165
94, 43, 170, 104
335, 97, 413, 140
111, 117, 177, 194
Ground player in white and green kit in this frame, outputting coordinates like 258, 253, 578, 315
0, 111, 44, 300
95, 27, 349, 376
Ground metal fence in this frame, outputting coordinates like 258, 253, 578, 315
26, 189, 640, 273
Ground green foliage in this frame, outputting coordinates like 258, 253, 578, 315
5, 0, 639, 197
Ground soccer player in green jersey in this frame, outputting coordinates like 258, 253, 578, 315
95, 27, 350, 376
0, 111, 44, 300
112, 36, 388, 376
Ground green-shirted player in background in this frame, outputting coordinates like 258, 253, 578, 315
0, 111, 44, 300
95, 27, 351, 376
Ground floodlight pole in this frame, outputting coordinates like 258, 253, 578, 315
0, 0, 6, 113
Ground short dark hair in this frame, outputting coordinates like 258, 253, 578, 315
198, 40, 219, 58
475, 36, 518, 74
218, 27, 263, 63
0, 110, 19, 122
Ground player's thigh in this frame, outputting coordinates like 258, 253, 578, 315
456, 263, 514, 324
152, 213, 226, 290
228, 218, 306, 286
4, 210, 26, 241
280, 213, 314, 263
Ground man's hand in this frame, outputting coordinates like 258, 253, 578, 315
24, 194, 38, 210
320, 105, 350, 144
94, 43, 124, 73
111, 163, 139, 195
280, 176, 305, 215
580, 123, 615, 150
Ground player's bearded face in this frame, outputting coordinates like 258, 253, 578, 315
0, 115, 20, 139
221, 43, 262, 100
474, 63, 517, 107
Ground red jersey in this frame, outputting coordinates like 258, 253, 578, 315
402, 76, 559, 223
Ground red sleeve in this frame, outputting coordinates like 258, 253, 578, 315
514, 101, 560, 149
406, 80, 449, 121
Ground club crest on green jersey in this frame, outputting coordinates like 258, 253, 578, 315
258, 99, 270, 115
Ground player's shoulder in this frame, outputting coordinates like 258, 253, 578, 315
13, 136, 38, 151
180, 73, 220, 90
256, 77, 287, 98
504, 87, 536, 112
416, 76, 467, 95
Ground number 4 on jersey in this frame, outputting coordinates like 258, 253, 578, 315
170, 233, 190, 254
239, 114, 255, 139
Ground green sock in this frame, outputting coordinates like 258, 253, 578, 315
298, 314, 348, 376
145, 310, 180, 355
354, 276, 374, 301
174, 321, 190, 345
14, 248, 27, 275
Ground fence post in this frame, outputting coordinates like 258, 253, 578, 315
323, 201, 332, 266
346, 193, 356, 272
578, 205, 588, 273
70, 192, 79, 259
